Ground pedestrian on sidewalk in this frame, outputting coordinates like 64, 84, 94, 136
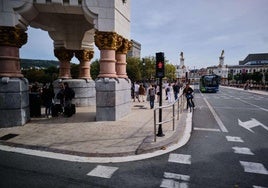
42, 83, 55, 118
139, 84, 146, 102
173, 81, 180, 100
167, 83, 172, 103
148, 84, 156, 109
133, 82, 140, 102
183, 83, 195, 109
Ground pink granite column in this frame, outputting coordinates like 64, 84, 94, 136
116, 38, 132, 78
0, 26, 27, 77
94, 31, 122, 78
75, 49, 94, 79
54, 48, 74, 79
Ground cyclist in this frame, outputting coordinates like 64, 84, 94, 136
183, 83, 195, 110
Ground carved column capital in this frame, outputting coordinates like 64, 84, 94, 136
75, 49, 94, 62
54, 48, 74, 62
94, 31, 123, 50
117, 38, 132, 54
0, 26, 27, 48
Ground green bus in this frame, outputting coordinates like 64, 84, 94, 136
199, 74, 220, 93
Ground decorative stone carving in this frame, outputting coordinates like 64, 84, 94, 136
75, 50, 94, 79
54, 48, 74, 79
117, 38, 132, 54
0, 26, 27, 48
54, 48, 74, 62
94, 31, 123, 51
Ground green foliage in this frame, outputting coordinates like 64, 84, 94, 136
165, 63, 176, 81
126, 57, 142, 81
20, 59, 59, 69
90, 59, 100, 80
71, 64, 79, 79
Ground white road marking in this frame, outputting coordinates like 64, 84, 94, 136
238, 98, 268, 112
232, 147, 254, 155
253, 186, 268, 188
168, 153, 191, 165
238, 118, 268, 133
194, 127, 221, 132
226, 136, 244, 143
240, 161, 268, 175
87, 165, 118, 179
203, 97, 228, 132
160, 179, 188, 188
163, 172, 190, 181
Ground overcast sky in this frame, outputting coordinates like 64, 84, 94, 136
20, 0, 268, 69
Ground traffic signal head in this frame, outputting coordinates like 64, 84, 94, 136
156, 52, 165, 78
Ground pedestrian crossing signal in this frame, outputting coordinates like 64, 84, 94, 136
156, 52, 165, 78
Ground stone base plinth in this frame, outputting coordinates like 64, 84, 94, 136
53, 79, 96, 107
0, 77, 30, 127
95, 78, 131, 121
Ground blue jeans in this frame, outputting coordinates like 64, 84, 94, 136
150, 96, 155, 109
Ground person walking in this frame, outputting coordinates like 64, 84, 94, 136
183, 83, 195, 109
42, 83, 55, 118
167, 83, 172, 103
133, 82, 140, 102
173, 82, 180, 100
63, 82, 75, 117
139, 84, 146, 102
148, 84, 156, 109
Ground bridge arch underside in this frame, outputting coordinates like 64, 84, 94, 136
0, 0, 132, 127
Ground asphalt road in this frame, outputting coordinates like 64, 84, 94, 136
0, 87, 267, 188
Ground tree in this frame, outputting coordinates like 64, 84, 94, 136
90, 59, 100, 80
126, 57, 141, 82
71, 64, 79, 79
165, 63, 176, 81
139, 56, 155, 81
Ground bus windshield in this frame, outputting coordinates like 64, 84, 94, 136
200, 75, 220, 93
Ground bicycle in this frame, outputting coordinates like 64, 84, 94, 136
186, 93, 195, 112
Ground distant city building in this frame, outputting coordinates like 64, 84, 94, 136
207, 52, 268, 84
175, 52, 189, 82
207, 50, 228, 84
127, 39, 141, 58
239, 53, 268, 65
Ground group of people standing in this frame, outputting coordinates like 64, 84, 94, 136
39, 82, 75, 118
132, 81, 185, 109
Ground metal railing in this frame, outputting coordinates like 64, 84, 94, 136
153, 89, 186, 142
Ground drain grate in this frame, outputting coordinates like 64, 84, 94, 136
0, 133, 19, 141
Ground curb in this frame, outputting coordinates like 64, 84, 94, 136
0, 112, 193, 163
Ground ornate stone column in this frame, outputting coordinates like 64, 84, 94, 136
94, 31, 122, 78
116, 38, 132, 78
54, 48, 74, 79
75, 49, 94, 79
0, 26, 27, 77
0, 26, 29, 127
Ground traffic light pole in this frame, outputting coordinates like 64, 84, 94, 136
157, 77, 165, 137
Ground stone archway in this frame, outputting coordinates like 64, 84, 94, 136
0, 0, 132, 127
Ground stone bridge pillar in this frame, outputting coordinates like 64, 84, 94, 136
54, 48, 74, 79
116, 38, 132, 78
75, 49, 94, 80
94, 31, 131, 121
0, 26, 30, 127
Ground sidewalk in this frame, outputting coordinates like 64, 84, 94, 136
0, 99, 192, 163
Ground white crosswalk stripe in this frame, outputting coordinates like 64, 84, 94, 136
168, 153, 191, 164
226, 136, 244, 142
232, 147, 254, 155
240, 161, 268, 175
87, 165, 118, 179
161, 154, 191, 187
160, 178, 188, 188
